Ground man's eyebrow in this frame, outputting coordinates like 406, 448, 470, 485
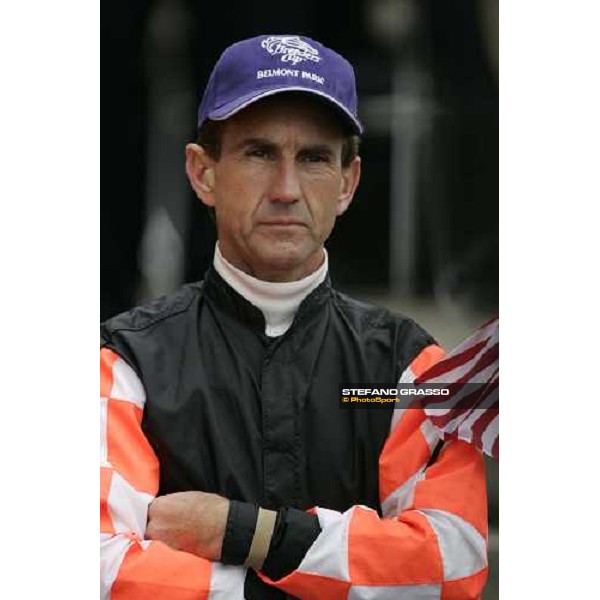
298, 144, 335, 156
233, 137, 276, 151
232, 138, 337, 158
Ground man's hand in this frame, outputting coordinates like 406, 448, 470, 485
146, 491, 230, 560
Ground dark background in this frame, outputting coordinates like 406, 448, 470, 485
102, 0, 498, 321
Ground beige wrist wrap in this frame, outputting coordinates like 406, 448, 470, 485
244, 507, 278, 570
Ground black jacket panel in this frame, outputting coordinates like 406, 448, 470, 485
101, 267, 436, 513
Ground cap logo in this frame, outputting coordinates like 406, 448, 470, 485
261, 36, 321, 66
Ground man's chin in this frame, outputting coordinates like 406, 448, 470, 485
249, 242, 322, 280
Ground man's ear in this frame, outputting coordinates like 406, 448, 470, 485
186, 143, 217, 207
336, 156, 361, 216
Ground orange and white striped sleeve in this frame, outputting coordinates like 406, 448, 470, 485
100, 347, 247, 600
258, 345, 489, 600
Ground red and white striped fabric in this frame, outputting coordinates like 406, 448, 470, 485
416, 318, 499, 460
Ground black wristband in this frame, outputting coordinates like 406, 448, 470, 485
220, 500, 258, 565
261, 508, 321, 580
221, 500, 321, 579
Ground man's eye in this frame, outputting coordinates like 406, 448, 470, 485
301, 153, 329, 163
246, 148, 272, 159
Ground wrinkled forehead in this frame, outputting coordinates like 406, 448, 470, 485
220, 93, 348, 144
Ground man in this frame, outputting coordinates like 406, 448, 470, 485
101, 35, 488, 599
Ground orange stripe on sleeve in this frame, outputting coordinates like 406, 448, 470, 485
101, 348, 119, 398
259, 570, 351, 600
348, 508, 443, 586
413, 441, 488, 539
106, 399, 160, 496
441, 567, 488, 600
100, 466, 115, 535
379, 409, 430, 502
111, 541, 213, 600
410, 344, 446, 379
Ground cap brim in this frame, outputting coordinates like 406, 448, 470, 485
208, 86, 363, 135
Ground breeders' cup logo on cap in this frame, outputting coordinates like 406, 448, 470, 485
261, 36, 321, 66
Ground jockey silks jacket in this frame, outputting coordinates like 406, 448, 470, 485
100, 267, 489, 600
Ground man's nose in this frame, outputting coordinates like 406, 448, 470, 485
268, 159, 301, 204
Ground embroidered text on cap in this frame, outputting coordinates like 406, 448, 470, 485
261, 36, 322, 66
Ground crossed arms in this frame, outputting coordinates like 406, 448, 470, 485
100, 346, 488, 600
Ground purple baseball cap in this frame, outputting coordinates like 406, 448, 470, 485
197, 35, 363, 134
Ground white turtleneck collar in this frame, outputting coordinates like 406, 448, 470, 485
213, 243, 328, 337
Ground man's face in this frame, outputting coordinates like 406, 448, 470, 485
187, 95, 361, 281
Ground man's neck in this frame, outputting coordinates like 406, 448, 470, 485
213, 244, 328, 337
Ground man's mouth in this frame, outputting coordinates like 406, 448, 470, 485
258, 219, 307, 227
